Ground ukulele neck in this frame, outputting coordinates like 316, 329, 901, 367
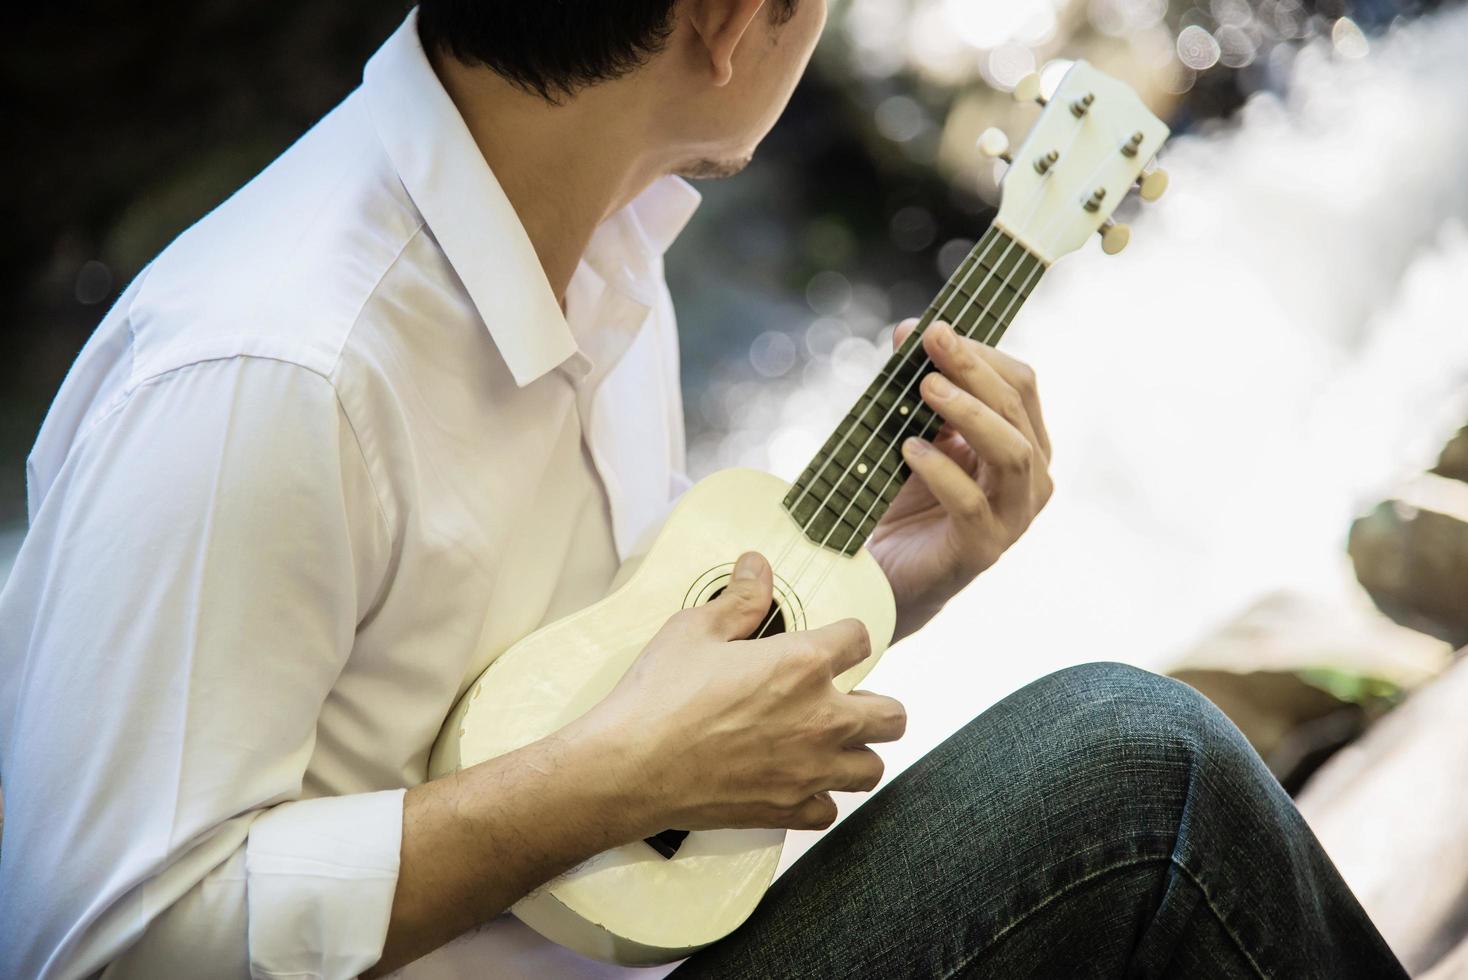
781, 224, 1047, 554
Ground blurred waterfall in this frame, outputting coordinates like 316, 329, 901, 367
745, 6, 1468, 863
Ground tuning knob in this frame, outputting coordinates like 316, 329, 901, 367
976, 127, 1012, 163
1099, 219, 1131, 255
1013, 73, 1046, 106
1137, 168, 1169, 202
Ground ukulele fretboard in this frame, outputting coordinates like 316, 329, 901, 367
782, 225, 1046, 555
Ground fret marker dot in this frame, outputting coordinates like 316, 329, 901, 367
857, 463, 869, 475
899, 404, 910, 416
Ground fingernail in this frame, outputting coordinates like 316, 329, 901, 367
932, 322, 957, 351
926, 374, 956, 399
733, 552, 761, 580
904, 437, 931, 456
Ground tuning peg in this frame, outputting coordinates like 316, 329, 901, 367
1137, 167, 1169, 202
1013, 74, 1046, 106
976, 127, 1012, 163
1099, 219, 1131, 255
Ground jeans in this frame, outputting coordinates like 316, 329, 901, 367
670, 662, 1405, 979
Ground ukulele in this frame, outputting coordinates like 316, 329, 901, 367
430, 60, 1171, 965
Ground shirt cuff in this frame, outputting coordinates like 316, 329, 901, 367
245, 788, 405, 980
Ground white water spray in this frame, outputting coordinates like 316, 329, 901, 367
702, 7, 1468, 863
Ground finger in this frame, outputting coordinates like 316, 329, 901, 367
921, 322, 1042, 454
917, 373, 1035, 507
842, 690, 908, 744
932, 425, 977, 470
827, 746, 886, 793
788, 792, 839, 831
901, 435, 994, 528
970, 345, 1051, 461
803, 618, 872, 677
892, 317, 920, 350
700, 551, 775, 641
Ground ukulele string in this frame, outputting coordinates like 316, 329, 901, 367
746, 236, 1019, 640
741, 234, 1016, 636
748, 186, 1056, 639
758, 134, 1130, 640
816, 135, 1134, 561
770, 111, 1091, 541
776, 236, 1013, 534
760, 258, 1045, 640
747, 239, 1033, 643
817, 255, 1044, 553
752, 115, 1094, 616
752, 257, 1041, 640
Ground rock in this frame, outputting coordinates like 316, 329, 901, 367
1168, 666, 1366, 792
1168, 591, 1451, 792
1434, 425, 1468, 483
1297, 653, 1468, 975
1349, 472, 1468, 647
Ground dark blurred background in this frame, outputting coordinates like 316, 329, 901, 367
2, 0, 1435, 527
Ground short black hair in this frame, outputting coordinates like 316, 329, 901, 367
417, 1, 798, 103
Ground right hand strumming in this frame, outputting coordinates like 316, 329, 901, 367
572, 551, 908, 840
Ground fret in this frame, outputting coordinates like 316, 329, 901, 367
975, 244, 1030, 279
942, 272, 1025, 312
950, 310, 1009, 348
782, 225, 1045, 554
930, 258, 979, 308
840, 411, 878, 444
875, 359, 924, 390
938, 279, 1034, 336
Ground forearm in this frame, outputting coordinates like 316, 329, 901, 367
367, 721, 652, 976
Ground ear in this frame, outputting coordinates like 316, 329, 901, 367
687, 0, 770, 87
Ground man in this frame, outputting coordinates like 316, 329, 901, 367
0, 2, 1405, 977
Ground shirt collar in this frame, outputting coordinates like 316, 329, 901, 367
626, 177, 702, 256
361, 11, 700, 388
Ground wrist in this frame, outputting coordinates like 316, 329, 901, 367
555, 712, 665, 844
891, 583, 955, 641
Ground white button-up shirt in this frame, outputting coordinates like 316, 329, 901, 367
0, 13, 698, 979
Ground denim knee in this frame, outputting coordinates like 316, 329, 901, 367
955, 661, 1265, 824
1019, 661, 1243, 763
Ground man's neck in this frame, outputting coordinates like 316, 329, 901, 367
431, 54, 673, 305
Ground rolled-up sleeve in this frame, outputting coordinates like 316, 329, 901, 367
245, 791, 404, 978
0, 354, 400, 979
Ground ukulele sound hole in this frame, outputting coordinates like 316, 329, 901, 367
705, 586, 789, 638
645, 828, 690, 859
642, 584, 791, 859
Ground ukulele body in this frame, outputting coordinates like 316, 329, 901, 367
429, 466, 897, 965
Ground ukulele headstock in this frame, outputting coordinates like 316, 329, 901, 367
978, 61, 1171, 263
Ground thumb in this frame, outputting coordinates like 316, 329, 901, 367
703, 551, 775, 641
